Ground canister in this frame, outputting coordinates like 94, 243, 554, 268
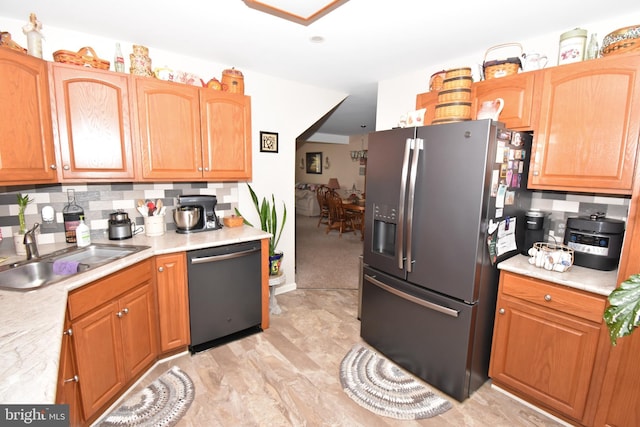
558, 28, 587, 65
221, 67, 244, 94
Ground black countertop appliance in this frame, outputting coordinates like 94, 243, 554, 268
564, 213, 625, 271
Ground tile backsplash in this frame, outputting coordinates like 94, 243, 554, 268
0, 182, 240, 245
530, 191, 630, 242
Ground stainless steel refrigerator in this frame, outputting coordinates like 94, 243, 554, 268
360, 120, 532, 401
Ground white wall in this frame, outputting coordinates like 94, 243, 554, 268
0, 16, 347, 290
296, 133, 368, 194
376, 11, 640, 131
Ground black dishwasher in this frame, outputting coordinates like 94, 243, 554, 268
187, 241, 262, 353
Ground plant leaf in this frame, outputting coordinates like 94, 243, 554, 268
604, 274, 640, 346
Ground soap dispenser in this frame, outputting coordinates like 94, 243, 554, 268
76, 216, 91, 248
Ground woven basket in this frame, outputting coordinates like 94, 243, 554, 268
602, 24, 640, 56
445, 67, 472, 78
438, 88, 471, 103
53, 46, 110, 69
442, 76, 473, 90
432, 117, 471, 125
483, 43, 522, 79
434, 101, 471, 119
429, 70, 446, 92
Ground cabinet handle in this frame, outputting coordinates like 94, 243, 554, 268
204, 167, 209, 171
158, 266, 164, 272
64, 375, 79, 383
197, 167, 203, 171
116, 311, 123, 318
122, 307, 129, 315
116, 308, 129, 318
50, 164, 57, 170
544, 294, 552, 302
532, 171, 539, 176
498, 308, 505, 315
63, 328, 73, 336
63, 164, 70, 170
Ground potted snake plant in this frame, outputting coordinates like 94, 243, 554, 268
235, 184, 287, 275
14, 193, 34, 255
604, 274, 640, 346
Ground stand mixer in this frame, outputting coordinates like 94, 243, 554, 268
174, 195, 222, 233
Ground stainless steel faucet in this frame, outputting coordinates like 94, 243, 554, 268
23, 223, 40, 260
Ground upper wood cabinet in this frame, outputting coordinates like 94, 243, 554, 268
529, 54, 640, 194
473, 71, 539, 130
135, 77, 252, 181
200, 89, 252, 180
49, 63, 136, 181
135, 78, 202, 180
0, 48, 57, 185
415, 91, 438, 126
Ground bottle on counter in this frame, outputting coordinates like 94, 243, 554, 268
75, 215, 91, 248
586, 33, 599, 60
114, 42, 125, 73
63, 189, 84, 243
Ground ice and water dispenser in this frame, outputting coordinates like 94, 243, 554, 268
372, 204, 397, 256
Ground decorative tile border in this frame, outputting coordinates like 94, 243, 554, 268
0, 183, 239, 244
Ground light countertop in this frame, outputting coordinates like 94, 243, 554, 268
0, 225, 270, 405
497, 254, 619, 297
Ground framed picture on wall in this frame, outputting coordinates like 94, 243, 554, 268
306, 152, 322, 174
260, 131, 279, 153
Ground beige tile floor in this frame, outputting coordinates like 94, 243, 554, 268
112, 289, 566, 427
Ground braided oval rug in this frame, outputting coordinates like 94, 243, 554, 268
340, 344, 452, 420
99, 366, 195, 427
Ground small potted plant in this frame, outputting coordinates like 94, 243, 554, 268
235, 184, 287, 275
14, 193, 34, 255
604, 274, 640, 346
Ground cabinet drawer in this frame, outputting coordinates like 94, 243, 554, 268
68, 260, 152, 320
501, 272, 606, 323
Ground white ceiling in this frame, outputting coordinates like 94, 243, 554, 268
1, 0, 638, 137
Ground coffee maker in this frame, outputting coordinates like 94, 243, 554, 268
521, 211, 548, 255
175, 195, 222, 233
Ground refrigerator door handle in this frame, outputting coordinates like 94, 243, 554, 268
397, 138, 413, 270
365, 274, 460, 318
405, 138, 422, 273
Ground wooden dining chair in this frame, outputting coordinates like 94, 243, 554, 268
316, 185, 330, 227
325, 191, 356, 237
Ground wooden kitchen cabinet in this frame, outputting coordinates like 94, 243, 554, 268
55, 317, 84, 427
529, 53, 640, 194
49, 62, 136, 181
591, 150, 640, 427
415, 90, 438, 126
473, 71, 539, 130
0, 48, 57, 185
67, 260, 157, 422
489, 271, 607, 424
135, 77, 252, 181
200, 89, 252, 180
154, 252, 190, 353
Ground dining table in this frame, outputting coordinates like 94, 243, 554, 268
342, 200, 365, 240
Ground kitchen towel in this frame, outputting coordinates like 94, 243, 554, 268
52, 260, 80, 275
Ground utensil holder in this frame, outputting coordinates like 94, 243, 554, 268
144, 215, 165, 237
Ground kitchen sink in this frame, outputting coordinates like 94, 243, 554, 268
0, 243, 150, 291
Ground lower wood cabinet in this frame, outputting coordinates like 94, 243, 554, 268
55, 317, 84, 427
154, 252, 190, 353
65, 260, 157, 423
489, 271, 607, 425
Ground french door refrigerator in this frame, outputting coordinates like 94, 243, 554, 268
360, 120, 531, 401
